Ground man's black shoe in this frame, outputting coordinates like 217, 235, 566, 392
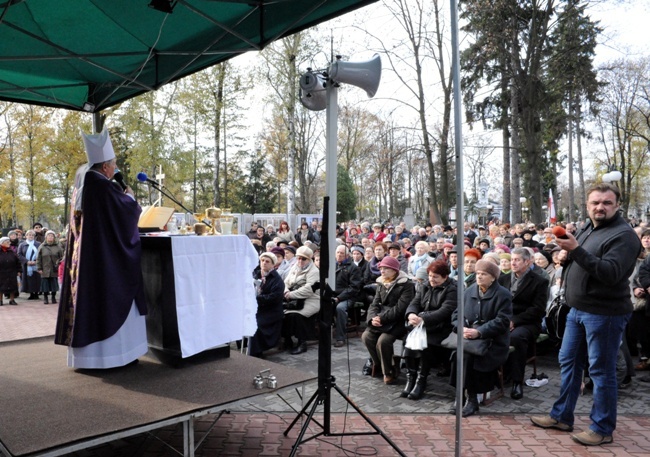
511, 382, 523, 400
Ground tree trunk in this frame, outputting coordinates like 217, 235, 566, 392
510, 85, 522, 223
575, 102, 586, 221
286, 52, 297, 218
500, 64, 511, 224
212, 64, 226, 207
7, 118, 17, 226
567, 99, 575, 222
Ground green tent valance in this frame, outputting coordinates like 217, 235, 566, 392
0, 0, 376, 112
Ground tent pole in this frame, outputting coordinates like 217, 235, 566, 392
450, 0, 466, 455
92, 112, 104, 133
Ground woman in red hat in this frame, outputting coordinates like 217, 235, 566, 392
361, 255, 414, 385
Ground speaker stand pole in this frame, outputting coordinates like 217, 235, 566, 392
284, 376, 407, 457
283, 82, 407, 456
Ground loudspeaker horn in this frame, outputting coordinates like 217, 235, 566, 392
328, 54, 381, 98
299, 70, 327, 111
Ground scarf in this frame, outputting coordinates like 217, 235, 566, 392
369, 256, 382, 277
0, 246, 8, 252
26, 240, 38, 276
411, 253, 427, 275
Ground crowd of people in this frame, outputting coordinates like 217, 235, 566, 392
3, 176, 646, 446
245, 183, 648, 445
0, 223, 65, 306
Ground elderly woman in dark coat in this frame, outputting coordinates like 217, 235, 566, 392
450, 259, 512, 417
0, 237, 21, 305
17, 229, 42, 299
361, 256, 415, 385
402, 260, 457, 400
36, 230, 63, 304
249, 251, 285, 358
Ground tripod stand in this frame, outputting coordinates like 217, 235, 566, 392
283, 199, 406, 457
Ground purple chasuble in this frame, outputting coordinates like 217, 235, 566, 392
55, 170, 146, 348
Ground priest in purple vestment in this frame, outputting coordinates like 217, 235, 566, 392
55, 127, 148, 369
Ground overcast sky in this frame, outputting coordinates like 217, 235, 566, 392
235, 0, 650, 203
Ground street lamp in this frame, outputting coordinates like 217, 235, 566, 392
602, 169, 622, 184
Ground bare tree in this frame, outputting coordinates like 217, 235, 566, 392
361, 0, 454, 223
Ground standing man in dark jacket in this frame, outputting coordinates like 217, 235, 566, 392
333, 245, 363, 347
531, 183, 641, 446
498, 248, 548, 400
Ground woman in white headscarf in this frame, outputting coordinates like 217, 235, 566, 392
407, 241, 433, 279
17, 230, 42, 299
281, 246, 320, 354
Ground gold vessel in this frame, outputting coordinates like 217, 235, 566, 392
206, 207, 222, 235
193, 223, 208, 235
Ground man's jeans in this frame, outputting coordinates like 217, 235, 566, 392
550, 308, 630, 436
334, 300, 351, 342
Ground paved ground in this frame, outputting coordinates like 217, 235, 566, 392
2, 294, 650, 456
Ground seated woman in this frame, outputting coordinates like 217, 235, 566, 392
361, 256, 414, 385
294, 222, 318, 247
449, 259, 511, 417
407, 241, 433, 279
402, 260, 457, 400
249, 252, 285, 358
276, 221, 294, 244
281, 246, 320, 354
361, 242, 388, 305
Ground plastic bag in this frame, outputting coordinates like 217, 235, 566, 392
405, 322, 428, 350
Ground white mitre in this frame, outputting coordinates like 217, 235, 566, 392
81, 128, 115, 165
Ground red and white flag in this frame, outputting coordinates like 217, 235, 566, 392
548, 189, 557, 225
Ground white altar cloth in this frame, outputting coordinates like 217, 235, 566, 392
169, 235, 258, 357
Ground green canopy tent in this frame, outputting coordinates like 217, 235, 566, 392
0, 0, 377, 112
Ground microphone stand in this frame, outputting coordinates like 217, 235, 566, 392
145, 181, 211, 228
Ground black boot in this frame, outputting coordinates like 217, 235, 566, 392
407, 374, 428, 400
44, 294, 49, 304
401, 370, 417, 398
51, 293, 57, 304
462, 392, 480, 417
290, 341, 307, 354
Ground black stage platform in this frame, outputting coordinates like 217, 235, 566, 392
0, 338, 314, 457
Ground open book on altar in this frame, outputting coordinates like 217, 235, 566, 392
138, 206, 175, 232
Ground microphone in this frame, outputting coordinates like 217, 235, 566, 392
113, 170, 127, 191
137, 172, 159, 186
552, 226, 569, 239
